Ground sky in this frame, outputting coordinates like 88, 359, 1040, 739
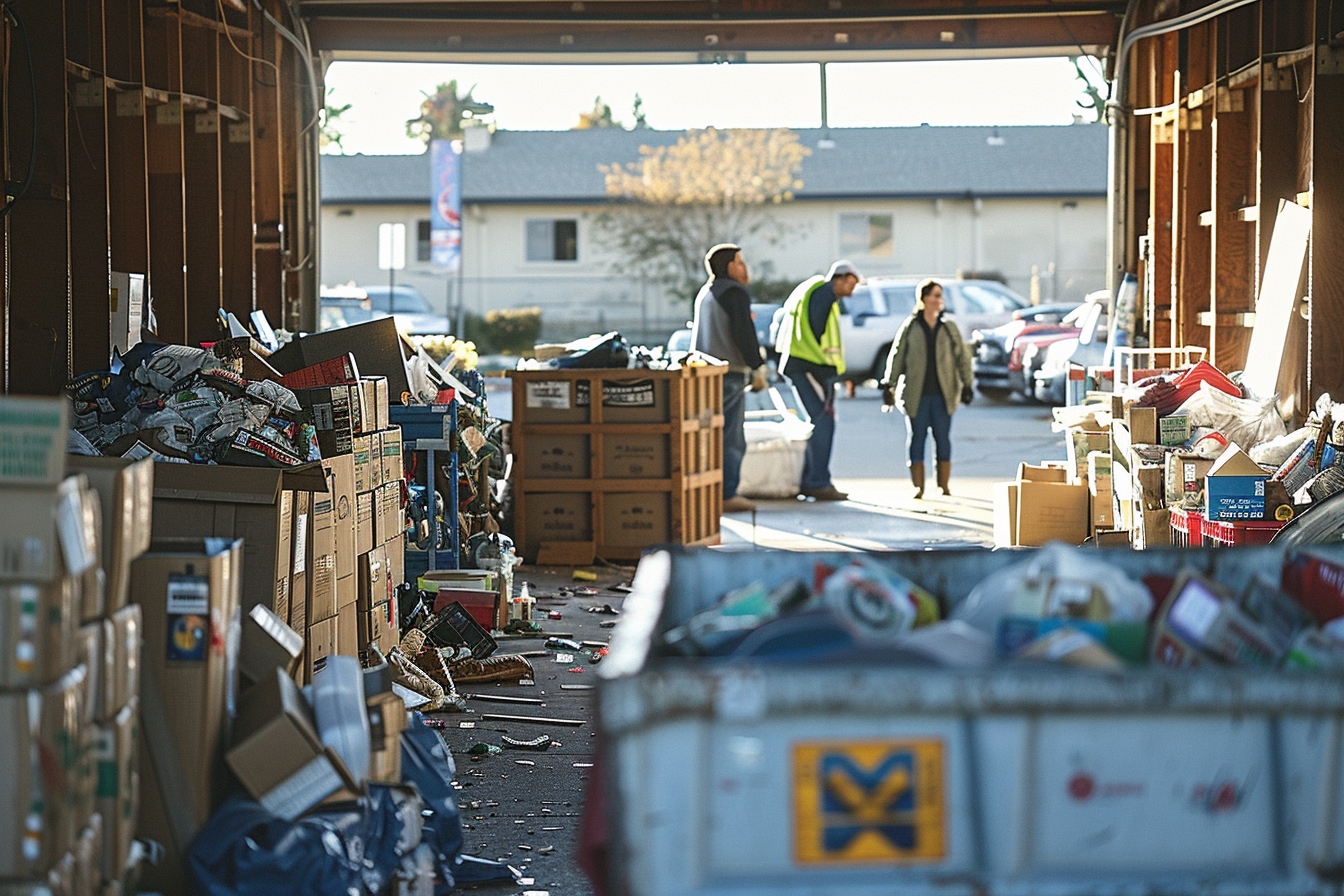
322, 57, 1109, 156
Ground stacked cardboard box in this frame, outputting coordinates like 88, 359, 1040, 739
129, 538, 241, 894
352, 379, 405, 653
1, 398, 140, 894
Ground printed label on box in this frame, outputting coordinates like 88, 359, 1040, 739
526, 382, 571, 409
294, 515, 308, 575
165, 574, 210, 662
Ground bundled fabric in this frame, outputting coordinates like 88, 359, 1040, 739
1133, 360, 1241, 416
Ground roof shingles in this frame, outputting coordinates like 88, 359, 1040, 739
320, 124, 1107, 205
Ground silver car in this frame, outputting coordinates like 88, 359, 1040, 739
841, 277, 1030, 381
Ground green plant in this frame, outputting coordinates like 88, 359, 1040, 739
463, 307, 543, 355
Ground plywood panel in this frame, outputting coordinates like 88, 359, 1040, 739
1210, 103, 1255, 372
1175, 107, 1210, 353
1309, 68, 1344, 404
182, 24, 223, 344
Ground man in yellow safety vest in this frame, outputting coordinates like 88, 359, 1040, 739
774, 260, 860, 501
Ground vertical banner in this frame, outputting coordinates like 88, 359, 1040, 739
430, 138, 463, 271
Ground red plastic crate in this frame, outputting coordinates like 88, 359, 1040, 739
1201, 517, 1285, 547
1169, 507, 1206, 547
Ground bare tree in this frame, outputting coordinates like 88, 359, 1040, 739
593, 128, 810, 302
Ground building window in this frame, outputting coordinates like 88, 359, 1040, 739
839, 213, 894, 257
526, 219, 579, 262
416, 219, 432, 262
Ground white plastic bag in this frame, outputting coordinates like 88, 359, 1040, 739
1173, 381, 1286, 451
953, 543, 1152, 634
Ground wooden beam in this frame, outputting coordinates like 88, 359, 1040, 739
1309, 48, 1344, 404
144, 13, 188, 345
219, 27, 256, 323
1175, 70, 1211, 358
106, 0, 151, 285
1210, 102, 1255, 373
67, 0, 112, 377
251, 6, 285, 330
182, 22, 223, 345
6, 1, 71, 394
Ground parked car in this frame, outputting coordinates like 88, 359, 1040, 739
970, 301, 1086, 399
750, 302, 782, 360
666, 328, 692, 353
357, 284, 452, 335
1031, 293, 1110, 405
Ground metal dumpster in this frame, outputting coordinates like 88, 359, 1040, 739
597, 545, 1344, 896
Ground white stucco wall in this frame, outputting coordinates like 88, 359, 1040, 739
321, 194, 1107, 342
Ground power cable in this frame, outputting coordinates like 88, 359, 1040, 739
0, 2, 37, 221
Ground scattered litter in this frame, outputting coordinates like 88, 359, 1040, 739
482, 713, 586, 727
460, 721, 477, 728
502, 734, 552, 751
467, 694, 545, 706
519, 679, 535, 686
515, 760, 536, 766
581, 640, 608, 649
545, 637, 583, 652
573, 762, 594, 768
600, 620, 617, 629
522, 890, 550, 896
537, 845, 555, 855
555, 653, 575, 664
608, 582, 633, 594
573, 586, 600, 596
567, 666, 586, 673
520, 650, 548, 658
518, 878, 534, 886
586, 604, 620, 615
560, 684, 593, 690
541, 827, 562, 832
517, 844, 533, 851
548, 611, 563, 620
572, 569, 598, 582
467, 743, 502, 756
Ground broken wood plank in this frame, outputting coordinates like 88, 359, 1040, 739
482, 713, 586, 727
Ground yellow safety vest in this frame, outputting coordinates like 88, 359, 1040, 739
777, 277, 846, 375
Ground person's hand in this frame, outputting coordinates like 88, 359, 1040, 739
881, 385, 897, 413
961, 385, 975, 406
750, 366, 769, 392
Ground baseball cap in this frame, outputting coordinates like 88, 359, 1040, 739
826, 260, 862, 281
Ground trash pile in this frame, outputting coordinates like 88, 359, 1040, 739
657, 545, 1344, 672
66, 340, 320, 465
513, 331, 725, 372
1010, 355, 1344, 549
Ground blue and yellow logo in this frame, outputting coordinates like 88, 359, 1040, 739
793, 739, 945, 864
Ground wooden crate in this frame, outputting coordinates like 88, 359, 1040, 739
509, 366, 725, 562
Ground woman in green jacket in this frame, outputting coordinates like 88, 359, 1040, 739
880, 279, 975, 498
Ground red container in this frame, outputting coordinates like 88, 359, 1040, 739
1201, 517, 1285, 547
432, 587, 498, 629
1169, 508, 1206, 548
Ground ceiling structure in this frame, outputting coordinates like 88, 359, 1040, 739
296, 0, 1125, 63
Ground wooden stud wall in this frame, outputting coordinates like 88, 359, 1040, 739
0, 0, 313, 395
1122, 0, 1342, 416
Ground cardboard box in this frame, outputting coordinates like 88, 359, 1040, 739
602, 493, 671, 549
106, 605, 140, 720
80, 509, 106, 624
1086, 452, 1114, 529
993, 482, 1019, 547
0, 476, 99, 584
337, 601, 358, 656
277, 353, 360, 390
131, 539, 240, 888
1159, 413, 1191, 446
0, 395, 68, 485
151, 462, 327, 614
525, 434, 591, 479
355, 491, 376, 555
226, 669, 349, 820
380, 427, 402, 484
360, 377, 389, 433
1131, 508, 1171, 549
72, 814, 101, 896
295, 385, 356, 458
359, 601, 395, 652
352, 434, 380, 493
94, 700, 138, 882
65, 456, 154, 614
1205, 445, 1270, 521
387, 541, 405, 592
603, 434, 670, 479
1165, 452, 1216, 510
306, 615, 338, 680
366, 690, 405, 784
269, 320, 412, 399
336, 575, 356, 613
239, 604, 303, 687
521, 492, 592, 561
590, 378, 670, 424
1125, 405, 1158, 445
358, 546, 392, 613
76, 620, 111, 724
1151, 572, 1281, 667
0, 666, 85, 878
323, 455, 357, 583
379, 482, 402, 547
274, 491, 293, 626
0, 576, 79, 689
289, 491, 310, 634
519, 378, 591, 424
1133, 464, 1166, 511
1016, 465, 1090, 546
1066, 430, 1109, 484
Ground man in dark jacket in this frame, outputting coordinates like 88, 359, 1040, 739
691, 243, 768, 513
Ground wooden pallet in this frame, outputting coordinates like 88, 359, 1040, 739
508, 366, 725, 562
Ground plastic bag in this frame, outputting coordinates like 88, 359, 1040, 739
1173, 381, 1287, 451
953, 543, 1152, 634
821, 558, 937, 643
1251, 426, 1314, 467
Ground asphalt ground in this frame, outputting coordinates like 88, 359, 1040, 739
437, 563, 632, 896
